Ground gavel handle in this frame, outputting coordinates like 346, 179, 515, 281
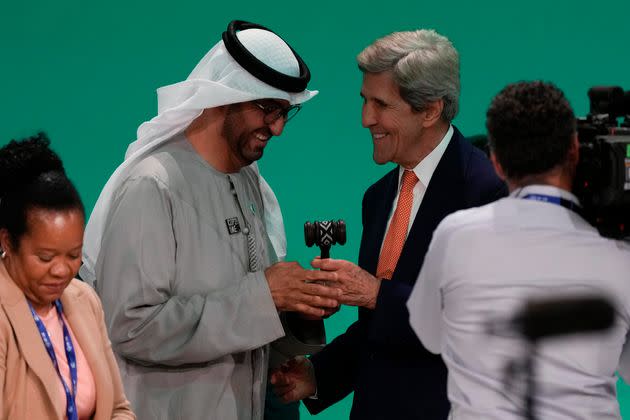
320, 245, 330, 259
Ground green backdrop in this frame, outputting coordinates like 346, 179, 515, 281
2, 0, 630, 418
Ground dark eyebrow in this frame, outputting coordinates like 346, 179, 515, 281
259, 99, 284, 109
35, 244, 83, 253
360, 92, 387, 106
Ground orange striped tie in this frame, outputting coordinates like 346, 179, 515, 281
376, 170, 418, 280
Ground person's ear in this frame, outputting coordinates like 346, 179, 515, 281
490, 152, 506, 181
0, 229, 13, 257
568, 133, 580, 166
420, 99, 444, 128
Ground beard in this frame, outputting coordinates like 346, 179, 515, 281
222, 104, 271, 167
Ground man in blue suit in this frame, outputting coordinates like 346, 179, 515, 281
271, 29, 507, 419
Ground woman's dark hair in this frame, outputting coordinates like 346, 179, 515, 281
0, 132, 85, 248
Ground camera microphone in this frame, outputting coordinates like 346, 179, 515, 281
488, 296, 615, 341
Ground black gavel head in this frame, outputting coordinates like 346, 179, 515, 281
304, 220, 346, 248
304, 220, 346, 258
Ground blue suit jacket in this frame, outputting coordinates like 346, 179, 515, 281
305, 127, 507, 419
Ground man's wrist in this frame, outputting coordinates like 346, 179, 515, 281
306, 357, 318, 399
366, 277, 381, 309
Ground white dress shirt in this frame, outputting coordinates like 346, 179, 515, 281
408, 184, 630, 420
383, 125, 453, 240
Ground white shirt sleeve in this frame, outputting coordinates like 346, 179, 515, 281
618, 340, 630, 384
407, 223, 448, 354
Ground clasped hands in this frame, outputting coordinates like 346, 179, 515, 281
265, 258, 382, 318
267, 258, 382, 402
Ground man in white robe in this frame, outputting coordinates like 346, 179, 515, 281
81, 20, 339, 420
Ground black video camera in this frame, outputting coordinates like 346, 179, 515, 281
574, 86, 630, 239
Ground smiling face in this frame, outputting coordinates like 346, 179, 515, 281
221, 99, 289, 169
360, 71, 428, 168
0, 208, 84, 312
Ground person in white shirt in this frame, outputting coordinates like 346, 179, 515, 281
408, 80, 630, 420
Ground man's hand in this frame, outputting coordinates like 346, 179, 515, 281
270, 356, 316, 403
310, 258, 381, 309
265, 261, 341, 318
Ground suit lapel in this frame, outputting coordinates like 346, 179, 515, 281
393, 132, 466, 284
61, 283, 112, 420
361, 168, 399, 275
0, 263, 64, 417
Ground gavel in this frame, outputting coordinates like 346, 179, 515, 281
302, 220, 346, 320
275, 221, 346, 353
304, 220, 346, 259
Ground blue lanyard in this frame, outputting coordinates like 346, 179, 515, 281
28, 300, 79, 420
521, 193, 584, 218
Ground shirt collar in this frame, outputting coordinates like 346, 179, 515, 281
398, 125, 453, 187
511, 184, 581, 207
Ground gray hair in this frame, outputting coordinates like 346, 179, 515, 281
357, 29, 460, 122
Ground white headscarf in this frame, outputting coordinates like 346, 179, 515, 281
81, 28, 318, 283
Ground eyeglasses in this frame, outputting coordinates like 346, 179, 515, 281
252, 100, 302, 124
